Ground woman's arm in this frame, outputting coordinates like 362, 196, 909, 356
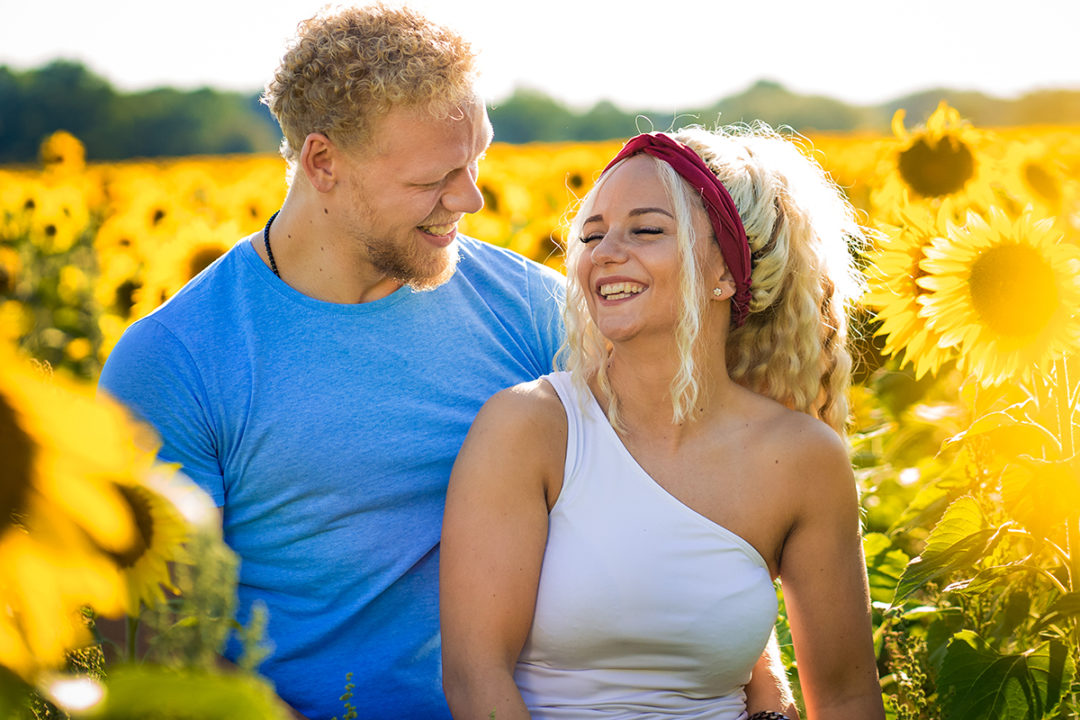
778, 420, 885, 720
440, 382, 567, 720
745, 631, 800, 719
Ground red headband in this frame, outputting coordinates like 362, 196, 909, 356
603, 132, 752, 327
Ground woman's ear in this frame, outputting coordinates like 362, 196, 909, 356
710, 271, 736, 302
298, 133, 338, 193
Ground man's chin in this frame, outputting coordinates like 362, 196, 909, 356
399, 244, 460, 292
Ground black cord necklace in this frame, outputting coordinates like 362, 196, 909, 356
263, 210, 281, 278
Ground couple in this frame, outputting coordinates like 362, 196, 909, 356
99, 4, 884, 720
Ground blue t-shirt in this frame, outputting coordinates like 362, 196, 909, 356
99, 235, 566, 719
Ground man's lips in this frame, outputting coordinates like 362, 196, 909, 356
417, 222, 458, 247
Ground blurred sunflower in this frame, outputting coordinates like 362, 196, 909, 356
458, 211, 514, 250
39, 131, 86, 175
0, 245, 20, 296
511, 222, 566, 271
97, 312, 130, 363
131, 218, 240, 321
110, 475, 190, 612
0, 300, 32, 346
210, 158, 288, 225
994, 138, 1075, 220
0, 353, 142, 557
0, 351, 145, 677
864, 205, 957, 379
918, 208, 1080, 386
873, 102, 997, 221
94, 212, 149, 319
27, 181, 92, 255
0, 174, 43, 240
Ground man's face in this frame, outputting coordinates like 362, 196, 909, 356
341, 101, 493, 291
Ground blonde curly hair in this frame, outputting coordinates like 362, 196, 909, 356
560, 124, 865, 435
262, 3, 478, 173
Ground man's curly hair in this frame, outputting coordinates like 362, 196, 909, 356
263, 3, 478, 171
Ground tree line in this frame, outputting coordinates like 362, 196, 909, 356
2, 60, 1079, 163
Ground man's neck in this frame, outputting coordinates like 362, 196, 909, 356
257, 195, 402, 304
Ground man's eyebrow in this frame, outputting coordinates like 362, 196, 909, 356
583, 207, 674, 225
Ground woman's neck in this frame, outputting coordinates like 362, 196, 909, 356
601, 328, 736, 446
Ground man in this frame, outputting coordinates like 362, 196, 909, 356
100, 4, 795, 719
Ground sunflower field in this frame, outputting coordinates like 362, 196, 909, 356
2, 103, 1080, 718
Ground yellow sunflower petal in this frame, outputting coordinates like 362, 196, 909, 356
918, 207, 1080, 386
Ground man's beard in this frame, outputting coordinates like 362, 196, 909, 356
364, 235, 461, 291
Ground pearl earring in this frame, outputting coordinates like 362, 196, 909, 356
713, 287, 724, 297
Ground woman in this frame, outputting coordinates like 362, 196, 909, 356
440, 126, 885, 719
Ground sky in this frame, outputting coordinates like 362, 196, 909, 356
1, 0, 1078, 111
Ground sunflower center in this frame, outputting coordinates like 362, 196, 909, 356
480, 184, 500, 213
114, 280, 141, 317
187, 247, 226, 281
898, 136, 975, 197
0, 392, 34, 534
1023, 163, 1061, 204
969, 244, 1058, 337
112, 484, 154, 568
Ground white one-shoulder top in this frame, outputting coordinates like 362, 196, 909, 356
514, 371, 779, 719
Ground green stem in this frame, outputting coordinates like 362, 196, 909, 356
125, 614, 139, 663
1054, 356, 1080, 666
1058, 357, 1078, 591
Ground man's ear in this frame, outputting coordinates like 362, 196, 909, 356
299, 133, 339, 193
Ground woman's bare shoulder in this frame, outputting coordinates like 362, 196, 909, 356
466, 377, 568, 462
751, 401, 853, 494
456, 377, 569, 506
478, 377, 566, 428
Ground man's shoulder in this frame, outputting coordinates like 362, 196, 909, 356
456, 235, 563, 283
454, 236, 565, 309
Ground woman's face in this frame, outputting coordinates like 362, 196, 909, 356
574, 155, 719, 345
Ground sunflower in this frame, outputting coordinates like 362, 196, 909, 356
918, 208, 1080, 386
207, 156, 288, 225
93, 212, 149, 319
26, 181, 91, 255
510, 221, 566, 271
0, 245, 20, 296
0, 352, 142, 558
993, 137, 1077, 221
872, 102, 998, 222
0, 350, 148, 678
39, 131, 86, 174
0, 300, 32, 346
0, 512, 128, 676
0, 174, 43, 240
130, 218, 240, 321
864, 204, 957, 379
110, 473, 191, 613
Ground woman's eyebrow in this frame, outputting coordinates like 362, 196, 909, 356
584, 207, 674, 225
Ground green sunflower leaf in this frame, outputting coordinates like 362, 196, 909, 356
95, 665, 292, 719
947, 411, 1061, 459
1033, 592, 1080, 633
893, 496, 1001, 605
863, 532, 910, 605
937, 630, 1074, 720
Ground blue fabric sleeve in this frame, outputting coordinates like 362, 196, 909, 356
528, 264, 567, 373
98, 317, 224, 504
